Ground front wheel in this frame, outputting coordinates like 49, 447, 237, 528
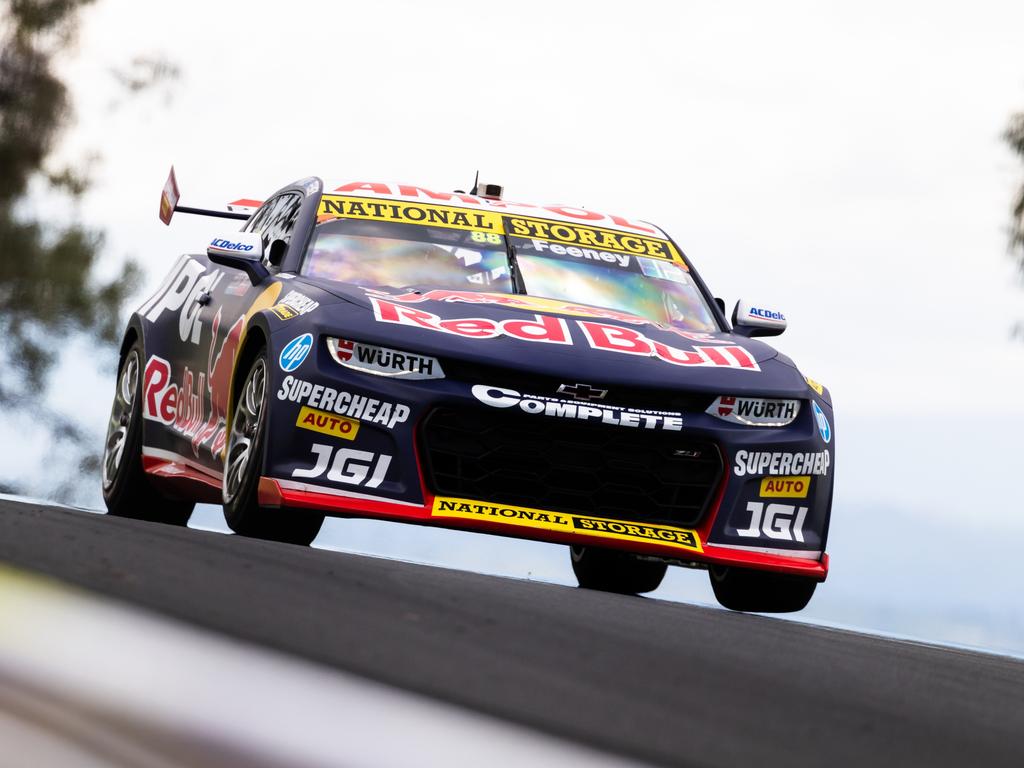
101, 342, 193, 525
570, 545, 667, 595
708, 565, 817, 613
222, 350, 324, 546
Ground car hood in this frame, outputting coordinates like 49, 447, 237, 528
295, 279, 809, 397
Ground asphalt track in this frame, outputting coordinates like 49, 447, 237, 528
1, 499, 1022, 767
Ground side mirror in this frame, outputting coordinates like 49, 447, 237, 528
732, 299, 787, 337
207, 232, 269, 285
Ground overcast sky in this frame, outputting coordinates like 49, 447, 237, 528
42, 0, 1024, 513
62, 0, 1024, 411
6, 0, 1024, 646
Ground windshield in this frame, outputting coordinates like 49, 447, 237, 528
302, 215, 719, 332
303, 219, 512, 292
510, 236, 717, 332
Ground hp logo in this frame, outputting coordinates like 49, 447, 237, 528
280, 333, 313, 372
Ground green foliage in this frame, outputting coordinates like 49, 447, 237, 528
7, 0, 90, 35
0, 0, 147, 499
1007, 111, 1024, 262
0, 1, 92, 202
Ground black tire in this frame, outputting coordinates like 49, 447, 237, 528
570, 545, 667, 595
222, 349, 324, 545
708, 565, 817, 613
101, 341, 194, 525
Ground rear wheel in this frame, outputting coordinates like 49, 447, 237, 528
708, 565, 817, 612
570, 545, 667, 595
222, 350, 324, 545
101, 342, 194, 525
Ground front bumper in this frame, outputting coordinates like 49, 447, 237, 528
260, 334, 834, 581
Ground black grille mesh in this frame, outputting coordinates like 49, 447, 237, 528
420, 407, 722, 526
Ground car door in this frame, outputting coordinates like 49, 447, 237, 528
174, 193, 305, 470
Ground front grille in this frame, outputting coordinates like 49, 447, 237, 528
420, 407, 723, 527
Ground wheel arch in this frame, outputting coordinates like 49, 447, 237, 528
118, 316, 147, 365
116, 316, 149, 445
230, 327, 266, 399
230, 317, 271, 407
223, 317, 271, 468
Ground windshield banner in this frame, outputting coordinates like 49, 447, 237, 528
504, 216, 684, 266
318, 195, 505, 234
317, 194, 685, 265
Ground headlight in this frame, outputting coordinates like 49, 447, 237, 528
325, 337, 445, 380
706, 396, 800, 426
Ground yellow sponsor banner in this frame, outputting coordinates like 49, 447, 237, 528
318, 195, 505, 233
504, 215, 685, 265
295, 406, 360, 441
316, 196, 686, 266
270, 303, 298, 320
431, 496, 702, 553
759, 476, 811, 498
805, 377, 825, 396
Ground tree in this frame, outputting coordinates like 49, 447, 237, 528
1006, 110, 1024, 339
1007, 111, 1024, 270
0, 0, 162, 499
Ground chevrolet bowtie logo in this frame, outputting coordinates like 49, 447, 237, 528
556, 383, 608, 401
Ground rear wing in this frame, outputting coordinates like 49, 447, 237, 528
158, 166, 260, 225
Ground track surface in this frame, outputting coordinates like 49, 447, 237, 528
1, 499, 1022, 767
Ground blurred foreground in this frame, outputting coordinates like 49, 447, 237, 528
0, 557, 634, 768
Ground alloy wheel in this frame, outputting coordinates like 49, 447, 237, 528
224, 358, 266, 503
102, 350, 139, 490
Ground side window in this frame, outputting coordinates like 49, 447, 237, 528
243, 198, 279, 237
263, 193, 302, 248
244, 193, 302, 268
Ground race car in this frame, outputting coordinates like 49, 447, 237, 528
101, 171, 835, 612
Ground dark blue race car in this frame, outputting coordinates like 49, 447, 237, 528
101, 171, 835, 611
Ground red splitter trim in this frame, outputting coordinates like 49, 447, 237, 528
257, 477, 828, 580
142, 448, 222, 503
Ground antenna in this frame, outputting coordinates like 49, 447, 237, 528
461, 171, 503, 200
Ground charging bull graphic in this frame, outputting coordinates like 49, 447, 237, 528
142, 288, 258, 459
